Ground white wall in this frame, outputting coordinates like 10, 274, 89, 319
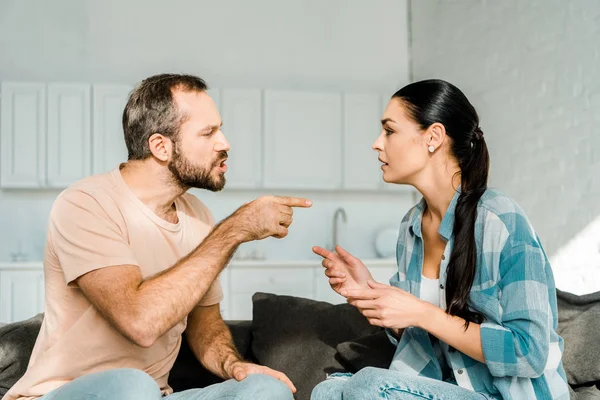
0, 0, 408, 92
0, 0, 413, 262
409, 0, 600, 293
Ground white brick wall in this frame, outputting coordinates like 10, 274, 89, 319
409, 0, 600, 293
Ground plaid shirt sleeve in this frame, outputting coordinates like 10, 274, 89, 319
480, 239, 550, 378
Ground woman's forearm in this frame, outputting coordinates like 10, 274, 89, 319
418, 302, 485, 363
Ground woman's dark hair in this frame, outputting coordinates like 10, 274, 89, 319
393, 79, 490, 329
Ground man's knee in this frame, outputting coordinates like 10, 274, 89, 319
93, 368, 160, 399
238, 374, 293, 400
117, 369, 160, 392
47, 368, 161, 400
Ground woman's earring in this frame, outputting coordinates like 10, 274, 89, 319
428, 145, 435, 153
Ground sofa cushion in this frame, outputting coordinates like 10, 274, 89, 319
569, 384, 600, 400
0, 314, 43, 397
335, 330, 395, 372
250, 292, 380, 400
557, 289, 600, 386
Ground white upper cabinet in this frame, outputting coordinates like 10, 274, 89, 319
220, 89, 263, 189
0, 81, 409, 192
92, 84, 132, 174
46, 83, 91, 187
0, 82, 47, 188
263, 90, 342, 190
343, 93, 383, 190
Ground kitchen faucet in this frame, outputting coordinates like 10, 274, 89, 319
332, 207, 347, 250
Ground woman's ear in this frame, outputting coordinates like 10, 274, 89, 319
426, 123, 446, 153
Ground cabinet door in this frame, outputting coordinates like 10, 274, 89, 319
220, 89, 262, 189
343, 93, 383, 190
92, 84, 132, 174
47, 84, 91, 187
0, 82, 46, 188
263, 90, 342, 190
0, 270, 45, 324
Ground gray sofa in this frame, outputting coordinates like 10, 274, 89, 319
1, 291, 600, 400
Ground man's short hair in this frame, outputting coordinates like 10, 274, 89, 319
122, 73, 208, 160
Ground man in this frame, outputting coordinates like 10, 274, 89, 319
4, 74, 311, 400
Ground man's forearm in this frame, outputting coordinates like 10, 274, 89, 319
130, 217, 244, 344
187, 315, 243, 379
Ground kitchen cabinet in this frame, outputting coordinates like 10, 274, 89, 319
92, 84, 133, 174
0, 266, 45, 324
263, 90, 342, 190
220, 89, 263, 189
0, 82, 47, 188
0, 81, 413, 193
0, 82, 93, 189
47, 83, 92, 187
343, 93, 383, 190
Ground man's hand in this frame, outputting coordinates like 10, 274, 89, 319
312, 245, 374, 296
232, 196, 312, 242
227, 361, 296, 394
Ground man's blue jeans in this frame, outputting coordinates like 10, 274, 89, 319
39, 368, 293, 400
311, 367, 496, 400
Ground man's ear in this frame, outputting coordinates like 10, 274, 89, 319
148, 133, 172, 162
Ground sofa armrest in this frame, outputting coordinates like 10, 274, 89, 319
0, 314, 44, 397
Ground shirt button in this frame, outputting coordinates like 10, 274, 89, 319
457, 369, 464, 374
441, 254, 446, 260
439, 284, 444, 289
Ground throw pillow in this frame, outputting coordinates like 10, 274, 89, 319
250, 292, 380, 400
0, 313, 44, 397
336, 330, 395, 372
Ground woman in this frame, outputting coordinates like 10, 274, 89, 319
311, 79, 569, 400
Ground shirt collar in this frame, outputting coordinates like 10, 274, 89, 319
409, 187, 462, 242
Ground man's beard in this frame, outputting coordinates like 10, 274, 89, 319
168, 144, 227, 192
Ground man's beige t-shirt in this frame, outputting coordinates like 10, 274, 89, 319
3, 167, 223, 400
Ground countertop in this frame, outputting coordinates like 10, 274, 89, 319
0, 258, 396, 269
